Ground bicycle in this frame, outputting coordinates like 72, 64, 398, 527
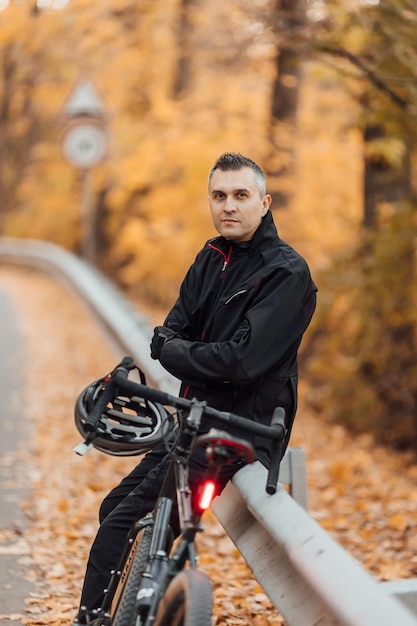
73, 356, 287, 626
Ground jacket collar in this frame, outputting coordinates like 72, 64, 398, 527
249, 210, 278, 250
209, 210, 279, 253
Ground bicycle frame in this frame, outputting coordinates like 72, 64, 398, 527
97, 400, 247, 626
134, 406, 206, 622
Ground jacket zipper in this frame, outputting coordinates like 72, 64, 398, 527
224, 289, 248, 304
199, 243, 234, 340
209, 243, 233, 280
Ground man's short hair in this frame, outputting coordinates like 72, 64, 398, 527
208, 152, 266, 197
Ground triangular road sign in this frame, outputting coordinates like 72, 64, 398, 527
61, 79, 107, 120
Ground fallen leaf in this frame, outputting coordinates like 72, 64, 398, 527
386, 513, 408, 532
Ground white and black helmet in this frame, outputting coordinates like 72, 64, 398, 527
74, 377, 172, 456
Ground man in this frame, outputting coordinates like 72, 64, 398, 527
74, 152, 317, 621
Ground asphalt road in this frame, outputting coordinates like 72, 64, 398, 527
0, 288, 35, 622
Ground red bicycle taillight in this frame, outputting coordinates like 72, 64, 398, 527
198, 480, 216, 510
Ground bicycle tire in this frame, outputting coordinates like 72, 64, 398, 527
111, 524, 153, 626
153, 569, 213, 626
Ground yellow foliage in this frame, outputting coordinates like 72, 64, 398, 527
1, 0, 417, 449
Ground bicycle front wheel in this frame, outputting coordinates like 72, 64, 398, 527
112, 523, 153, 626
154, 569, 213, 626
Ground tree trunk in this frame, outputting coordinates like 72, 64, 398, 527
171, 0, 194, 99
361, 124, 417, 447
363, 123, 412, 229
266, 0, 306, 207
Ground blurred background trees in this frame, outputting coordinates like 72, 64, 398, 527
1, 0, 416, 449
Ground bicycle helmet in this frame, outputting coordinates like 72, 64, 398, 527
74, 377, 173, 456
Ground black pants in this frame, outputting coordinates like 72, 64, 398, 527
78, 444, 243, 612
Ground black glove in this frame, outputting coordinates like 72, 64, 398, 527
150, 326, 178, 360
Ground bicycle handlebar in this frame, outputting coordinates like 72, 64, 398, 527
84, 357, 288, 493
112, 367, 285, 443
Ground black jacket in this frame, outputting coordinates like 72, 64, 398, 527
159, 211, 317, 462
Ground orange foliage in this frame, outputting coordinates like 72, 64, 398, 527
0, 0, 358, 302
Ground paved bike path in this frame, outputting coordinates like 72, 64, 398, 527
0, 287, 35, 623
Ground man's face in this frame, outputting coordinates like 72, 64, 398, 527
208, 167, 271, 242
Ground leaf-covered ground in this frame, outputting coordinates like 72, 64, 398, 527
0, 266, 417, 626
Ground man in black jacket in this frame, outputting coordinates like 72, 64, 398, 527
74, 152, 317, 619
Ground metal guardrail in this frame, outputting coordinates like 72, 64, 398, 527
0, 237, 176, 392
213, 463, 417, 626
1, 237, 416, 626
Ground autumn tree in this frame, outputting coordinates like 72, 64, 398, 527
304, 0, 417, 448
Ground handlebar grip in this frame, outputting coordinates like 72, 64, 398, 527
265, 407, 287, 495
84, 379, 117, 432
266, 457, 280, 495
83, 359, 133, 432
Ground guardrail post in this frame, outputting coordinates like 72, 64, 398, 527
278, 447, 308, 510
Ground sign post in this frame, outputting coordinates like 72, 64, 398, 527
59, 79, 109, 263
